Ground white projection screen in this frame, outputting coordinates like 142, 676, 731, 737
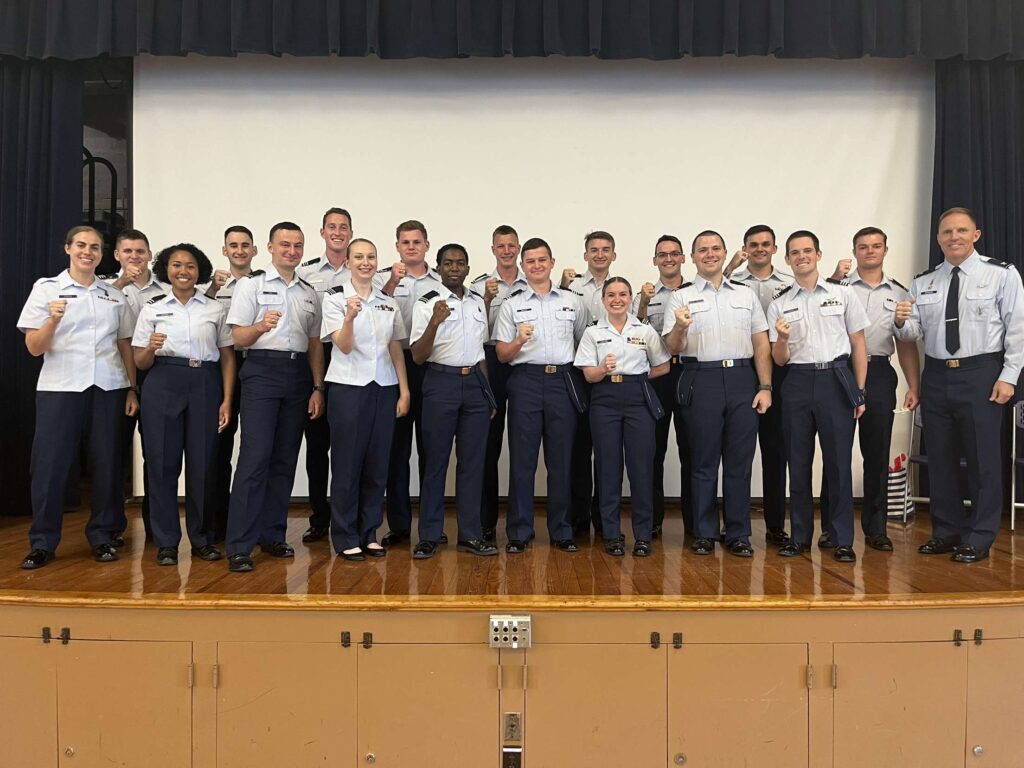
132, 53, 935, 499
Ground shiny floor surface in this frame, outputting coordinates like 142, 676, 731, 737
1, 505, 1023, 606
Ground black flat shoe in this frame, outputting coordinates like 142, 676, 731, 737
92, 543, 119, 563
413, 541, 440, 560
866, 535, 893, 552
439, 532, 449, 545
633, 540, 652, 557
951, 545, 989, 564
817, 532, 835, 550
605, 540, 625, 556
156, 546, 178, 566
691, 537, 715, 555
227, 553, 254, 572
191, 544, 223, 561
381, 530, 410, 547
20, 549, 55, 570
778, 542, 811, 557
506, 539, 527, 554
259, 541, 294, 558
833, 545, 856, 563
482, 528, 496, 544
554, 539, 579, 553
457, 539, 498, 556
302, 525, 329, 543
765, 528, 791, 546
727, 540, 754, 558
341, 549, 365, 562
919, 537, 958, 555
363, 545, 386, 558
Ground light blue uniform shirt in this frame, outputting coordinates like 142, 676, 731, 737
730, 267, 794, 315
575, 316, 670, 373
469, 269, 528, 345
321, 285, 404, 387
373, 266, 443, 350
629, 280, 681, 334
411, 286, 488, 367
297, 255, 351, 301
663, 276, 769, 361
101, 271, 166, 324
226, 266, 321, 353
844, 271, 909, 358
494, 284, 589, 366
131, 291, 233, 362
766, 276, 870, 364
567, 270, 608, 323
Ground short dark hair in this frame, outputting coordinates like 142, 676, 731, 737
786, 230, 820, 253
116, 228, 150, 248
521, 237, 552, 258
852, 226, 887, 247
65, 225, 102, 246
655, 235, 683, 252
492, 224, 519, 241
436, 243, 469, 265
153, 243, 213, 285
396, 220, 428, 241
224, 225, 253, 242
938, 206, 977, 227
602, 276, 633, 297
743, 225, 776, 245
322, 208, 352, 228
691, 230, 726, 254
585, 230, 615, 249
269, 221, 303, 241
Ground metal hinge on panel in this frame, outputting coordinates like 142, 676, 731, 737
672, 632, 683, 649
212, 664, 220, 689
650, 632, 661, 649
341, 631, 351, 648
954, 629, 964, 647
186, 664, 194, 688
831, 665, 838, 689
41, 627, 51, 644
974, 628, 983, 645
363, 632, 373, 649
60, 628, 70, 645
805, 665, 814, 689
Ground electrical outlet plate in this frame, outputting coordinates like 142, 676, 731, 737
489, 614, 532, 648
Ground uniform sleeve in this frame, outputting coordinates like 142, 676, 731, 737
306, 289, 323, 339
893, 277, 924, 342
17, 281, 52, 332
661, 290, 681, 337
371, 271, 388, 292
843, 285, 870, 335
320, 293, 346, 341
573, 328, 598, 368
572, 295, 589, 345
766, 299, 781, 342
629, 293, 641, 317
215, 306, 233, 348
749, 296, 769, 335
117, 293, 136, 339
409, 298, 431, 344
226, 277, 258, 327
131, 305, 154, 348
392, 303, 408, 343
645, 326, 671, 366
477, 300, 490, 345
494, 300, 517, 343
998, 267, 1024, 384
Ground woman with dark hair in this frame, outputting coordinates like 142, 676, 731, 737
132, 243, 236, 565
574, 277, 670, 557
17, 225, 139, 569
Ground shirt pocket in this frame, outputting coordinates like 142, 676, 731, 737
554, 307, 576, 339
915, 289, 943, 323
965, 284, 997, 322
727, 297, 753, 334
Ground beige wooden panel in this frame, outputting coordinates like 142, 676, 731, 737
358, 644, 498, 767
525, 644, 666, 768
216, 641, 355, 768
834, 641, 967, 768
57, 639, 191, 768
966, 638, 1024, 766
669, 643, 809, 768
0, 637, 58, 768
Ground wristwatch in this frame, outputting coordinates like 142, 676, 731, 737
757, 384, 772, 392
313, 384, 326, 393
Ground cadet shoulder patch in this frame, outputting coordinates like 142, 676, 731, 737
825, 277, 849, 286
588, 320, 598, 326
146, 293, 167, 304
471, 273, 490, 283
772, 285, 792, 300
327, 286, 345, 295
301, 257, 321, 267
981, 256, 1012, 269
377, 266, 392, 274
729, 280, 752, 288
248, 269, 265, 278
679, 281, 693, 290
418, 290, 440, 303
914, 264, 940, 279
98, 273, 119, 281
509, 288, 524, 297
890, 277, 908, 291
566, 287, 583, 297
296, 276, 313, 288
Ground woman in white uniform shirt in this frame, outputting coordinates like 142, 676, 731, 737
17, 225, 139, 569
133, 244, 235, 566
322, 239, 410, 560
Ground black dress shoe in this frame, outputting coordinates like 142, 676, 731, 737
340, 549, 365, 562
110, 534, 126, 549
302, 526, 329, 543
633, 540, 652, 557
156, 546, 178, 566
605, 539, 625, 556
227, 553, 254, 572
440, 532, 449, 545
554, 539, 579, 553
866, 535, 893, 552
727, 540, 754, 558
919, 537, 958, 555
506, 540, 527, 554
765, 528, 791, 546
817, 532, 835, 550
691, 537, 715, 555
651, 524, 662, 540
191, 544, 223, 561
363, 545, 386, 558
413, 541, 439, 560
482, 528, 496, 544
20, 549, 55, 570
951, 545, 989, 564
833, 545, 856, 563
381, 530, 410, 547
92, 543, 119, 563
259, 542, 295, 558
457, 539, 499, 556
778, 542, 811, 557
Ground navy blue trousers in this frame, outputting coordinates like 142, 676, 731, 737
590, 379, 656, 541
921, 356, 1004, 551
114, 366, 149, 535
682, 366, 759, 543
782, 367, 856, 547
506, 367, 576, 542
226, 356, 311, 555
386, 349, 426, 533
328, 382, 397, 552
304, 340, 333, 529
30, 386, 126, 551
419, 367, 491, 542
651, 361, 692, 531
481, 345, 513, 532
208, 349, 243, 541
141, 360, 220, 549
757, 363, 789, 531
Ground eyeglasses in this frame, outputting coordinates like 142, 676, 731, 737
656, 251, 684, 259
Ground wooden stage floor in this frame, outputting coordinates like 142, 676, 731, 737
2, 503, 1024, 609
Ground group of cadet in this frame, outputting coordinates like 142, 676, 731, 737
16, 206, 1023, 572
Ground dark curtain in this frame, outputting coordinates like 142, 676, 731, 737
0, 57, 83, 514
1, 0, 1022, 61
931, 57, 1024, 269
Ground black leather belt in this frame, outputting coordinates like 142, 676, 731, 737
926, 352, 1003, 370
429, 362, 480, 376
867, 355, 891, 363
243, 349, 305, 360
682, 358, 753, 370
789, 356, 849, 371
599, 373, 647, 383
517, 363, 573, 374
154, 356, 217, 369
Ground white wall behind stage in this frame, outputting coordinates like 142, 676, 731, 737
132, 53, 935, 500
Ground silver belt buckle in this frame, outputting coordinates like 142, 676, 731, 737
290, 352, 299, 360
814, 362, 830, 370
721, 359, 735, 368
188, 359, 201, 368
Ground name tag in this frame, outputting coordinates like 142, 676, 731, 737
260, 290, 284, 306
555, 308, 576, 321
687, 301, 710, 314
820, 302, 844, 316
883, 297, 898, 311
155, 312, 174, 318
393, 286, 410, 298
917, 290, 941, 305
374, 305, 395, 312
627, 336, 647, 347
58, 294, 78, 299
515, 307, 538, 322
596, 338, 612, 345
783, 307, 803, 322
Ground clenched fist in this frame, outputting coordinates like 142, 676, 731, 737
674, 305, 693, 330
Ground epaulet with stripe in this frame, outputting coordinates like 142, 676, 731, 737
825, 277, 849, 286
146, 293, 167, 304
509, 288, 524, 297
678, 281, 693, 290
981, 256, 1013, 269
914, 264, 940, 279
587, 319, 598, 326
889, 277, 908, 291
471, 273, 490, 283
98, 273, 119, 281
297, 276, 313, 288
565, 287, 583, 296
418, 290, 439, 303
377, 266, 392, 274
772, 285, 792, 300
327, 286, 346, 295
729, 279, 752, 288
301, 257, 321, 267
248, 269, 265, 278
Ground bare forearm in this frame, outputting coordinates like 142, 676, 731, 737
24, 320, 58, 356
232, 324, 266, 348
